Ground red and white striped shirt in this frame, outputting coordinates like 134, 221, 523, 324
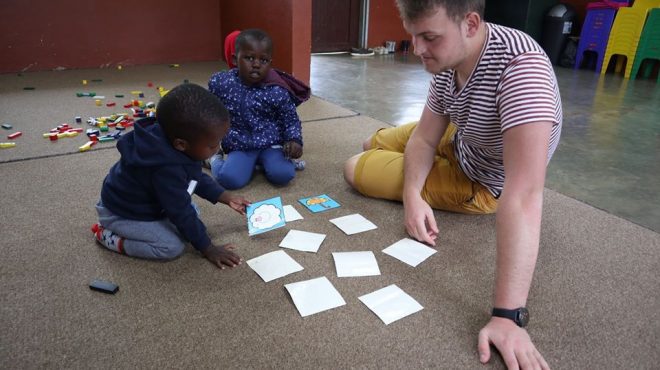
427, 23, 562, 198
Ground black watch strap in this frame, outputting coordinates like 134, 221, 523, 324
492, 307, 529, 327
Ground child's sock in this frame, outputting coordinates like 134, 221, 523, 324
292, 159, 306, 171
91, 223, 125, 254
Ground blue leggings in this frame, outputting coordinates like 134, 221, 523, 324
212, 147, 295, 190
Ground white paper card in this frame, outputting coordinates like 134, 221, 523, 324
283, 205, 304, 222
285, 276, 346, 317
279, 229, 326, 253
246, 250, 304, 282
358, 284, 423, 325
329, 214, 377, 235
382, 238, 437, 267
332, 251, 381, 277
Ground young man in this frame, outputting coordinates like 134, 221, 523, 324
344, 1, 561, 368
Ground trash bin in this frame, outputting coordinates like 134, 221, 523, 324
541, 4, 576, 65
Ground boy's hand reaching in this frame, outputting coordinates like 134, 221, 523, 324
283, 141, 303, 159
218, 191, 250, 215
201, 243, 242, 269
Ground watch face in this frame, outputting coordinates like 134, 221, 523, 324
517, 307, 530, 327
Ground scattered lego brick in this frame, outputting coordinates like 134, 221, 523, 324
75, 117, 82, 123
82, 80, 88, 85
170, 64, 180, 68
91, 79, 103, 82
2, 124, 12, 130
76, 92, 96, 97
115, 94, 124, 98
79, 141, 96, 152
106, 102, 116, 107
8, 132, 22, 139
0, 142, 17, 149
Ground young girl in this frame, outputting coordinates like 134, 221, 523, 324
208, 29, 309, 190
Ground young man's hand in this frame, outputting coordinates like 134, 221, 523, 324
403, 193, 439, 246
218, 191, 250, 215
201, 243, 242, 269
478, 317, 550, 369
283, 141, 303, 159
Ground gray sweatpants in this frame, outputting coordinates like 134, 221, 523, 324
95, 201, 189, 260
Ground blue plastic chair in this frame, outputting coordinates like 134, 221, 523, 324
575, 8, 618, 71
575, 0, 631, 71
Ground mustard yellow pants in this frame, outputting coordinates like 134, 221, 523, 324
354, 123, 497, 214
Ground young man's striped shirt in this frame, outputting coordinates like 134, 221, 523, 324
426, 23, 562, 198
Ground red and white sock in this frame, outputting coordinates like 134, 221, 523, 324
91, 223, 124, 254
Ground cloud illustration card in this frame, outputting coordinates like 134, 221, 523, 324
298, 194, 340, 213
247, 196, 286, 236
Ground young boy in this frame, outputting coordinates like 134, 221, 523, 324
92, 83, 250, 269
208, 28, 309, 190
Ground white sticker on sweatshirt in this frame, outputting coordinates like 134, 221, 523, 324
187, 180, 198, 195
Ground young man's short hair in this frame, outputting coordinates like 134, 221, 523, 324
156, 83, 229, 142
235, 29, 274, 54
396, 0, 485, 22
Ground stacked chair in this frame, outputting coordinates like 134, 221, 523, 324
575, 0, 630, 72
629, 7, 660, 81
600, 0, 660, 78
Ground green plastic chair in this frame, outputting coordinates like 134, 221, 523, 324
630, 7, 660, 80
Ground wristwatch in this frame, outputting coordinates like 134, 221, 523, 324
492, 307, 529, 327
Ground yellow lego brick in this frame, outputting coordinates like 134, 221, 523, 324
79, 142, 93, 152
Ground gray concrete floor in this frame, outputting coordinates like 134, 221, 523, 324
310, 53, 660, 232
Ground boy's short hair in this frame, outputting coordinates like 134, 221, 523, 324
156, 83, 229, 142
396, 0, 485, 22
236, 29, 273, 54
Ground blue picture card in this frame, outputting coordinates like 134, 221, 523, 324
247, 196, 286, 236
298, 194, 341, 213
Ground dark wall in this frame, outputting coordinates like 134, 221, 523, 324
0, 0, 222, 74
485, 0, 559, 41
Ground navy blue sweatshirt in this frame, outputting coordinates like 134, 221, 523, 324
100, 118, 224, 250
